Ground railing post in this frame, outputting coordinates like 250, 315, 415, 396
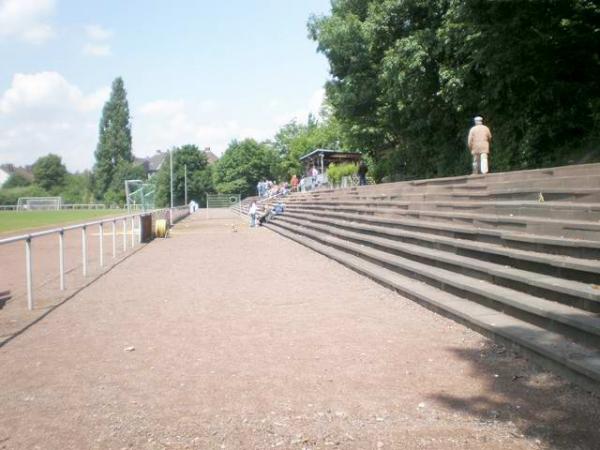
138, 215, 142, 244
112, 220, 116, 258
122, 219, 127, 251
59, 230, 65, 291
99, 223, 104, 268
25, 237, 33, 310
130, 216, 135, 248
82, 226, 87, 277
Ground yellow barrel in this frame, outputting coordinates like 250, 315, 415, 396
155, 219, 168, 238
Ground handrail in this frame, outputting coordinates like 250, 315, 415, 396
0, 206, 190, 311
0, 210, 159, 245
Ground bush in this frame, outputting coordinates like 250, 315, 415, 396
327, 163, 358, 186
3, 173, 31, 189
0, 186, 49, 205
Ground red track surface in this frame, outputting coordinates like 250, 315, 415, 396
0, 213, 598, 449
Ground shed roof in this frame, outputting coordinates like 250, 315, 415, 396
299, 148, 362, 162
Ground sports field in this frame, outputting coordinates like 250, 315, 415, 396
0, 209, 124, 235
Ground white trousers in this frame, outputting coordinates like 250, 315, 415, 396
480, 153, 488, 174
472, 153, 489, 174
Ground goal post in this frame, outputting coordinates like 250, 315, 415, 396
205, 193, 241, 219
125, 179, 155, 212
16, 197, 62, 211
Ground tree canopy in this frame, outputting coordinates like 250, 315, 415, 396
309, 0, 600, 180
212, 139, 279, 198
32, 153, 67, 192
154, 145, 214, 207
3, 172, 31, 189
272, 113, 348, 179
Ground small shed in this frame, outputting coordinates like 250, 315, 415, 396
299, 149, 362, 176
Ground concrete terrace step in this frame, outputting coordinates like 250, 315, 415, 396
384, 163, 600, 189
271, 218, 600, 342
286, 198, 600, 221
266, 222, 600, 391
285, 202, 600, 241
280, 210, 600, 283
307, 175, 600, 199
285, 206, 600, 260
300, 187, 600, 204
302, 169, 600, 196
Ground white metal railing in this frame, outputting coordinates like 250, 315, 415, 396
300, 173, 328, 192
0, 207, 189, 311
61, 203, 107, 210
0, 203, 108, 211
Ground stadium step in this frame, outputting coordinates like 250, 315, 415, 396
269, 217, 600, 341
286, 198, 600, 222
285, 201, 600, 241
278, 211, 600, 284
283, 206, 600, 261
258, 162, 600, 391
265, 221, 600, 392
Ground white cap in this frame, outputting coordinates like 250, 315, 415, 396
474, 116, 483, 123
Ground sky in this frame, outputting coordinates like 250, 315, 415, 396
0, 0, 332, 172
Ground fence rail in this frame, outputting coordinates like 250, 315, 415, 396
0, 206, 190, 311
0, 203, 108, 211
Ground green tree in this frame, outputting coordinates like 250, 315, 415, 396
309, 0, 600, 179
61, 172, 95, 204
94, 77, 133, 200
154, 145, 214, 207
0, 186, 48, 205
212, 139, 278, 198
32, 153, 67, 192
3, 172, 31, 188
104, 162, 147, 206
273, 113, 348, 180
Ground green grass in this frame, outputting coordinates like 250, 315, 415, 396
0, 210, 125, 235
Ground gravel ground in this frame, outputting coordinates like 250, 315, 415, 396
0, 212, 598, 450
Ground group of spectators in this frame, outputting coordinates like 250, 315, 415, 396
257, 180, 292, 198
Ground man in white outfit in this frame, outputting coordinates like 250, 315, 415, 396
468, 116, 492, 174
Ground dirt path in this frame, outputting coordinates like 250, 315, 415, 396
0, 212, 598, 449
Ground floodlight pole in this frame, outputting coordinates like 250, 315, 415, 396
170, 149, 174, 225
124, 180, 131, 213
184, 164, 188, 205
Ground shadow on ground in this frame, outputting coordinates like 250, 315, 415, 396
431, 339, 600, 450
0, 290, 10, 310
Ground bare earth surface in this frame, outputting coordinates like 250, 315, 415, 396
0, 212, 599, 450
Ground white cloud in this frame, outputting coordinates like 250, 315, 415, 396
308, 88, 326, 116
82, 43, 111, 57
82, 24, 113, 57
134, 99, 276, 158
134, 88, 327, 160
0, 72, 109, 171
0, 0, 56, 44
84, 24, 113, 41
272, 87, 326, 126
140, 99, 185, 116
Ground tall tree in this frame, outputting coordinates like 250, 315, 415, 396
212, 139, 278, 198
32, 153, 67, 193
94, 77, 134, 200
153, 145, 214, 207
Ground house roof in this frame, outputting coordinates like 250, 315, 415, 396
133, 151, 168, 173
148, 151, 168, 171
0, 164, 34, 181
203, 148, 219, 165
